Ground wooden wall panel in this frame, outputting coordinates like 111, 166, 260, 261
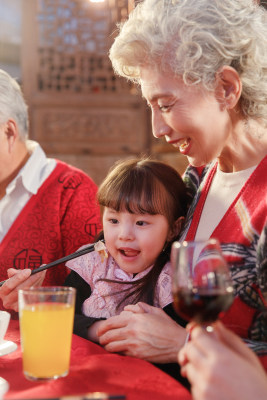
21, 0, 149, 184
21, 0, 187, 185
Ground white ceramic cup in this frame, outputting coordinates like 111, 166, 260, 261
0, 311, 10, 343
0, 377, 9, 400
0, 312, 11, 399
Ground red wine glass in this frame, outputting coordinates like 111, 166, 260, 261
171, 238, 234, 330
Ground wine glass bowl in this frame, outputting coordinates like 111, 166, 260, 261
171, 239, 234, 326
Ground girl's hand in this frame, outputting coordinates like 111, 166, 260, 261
124, 301, 155, 314
87, 320, 106, 343
97, 304, 187, 363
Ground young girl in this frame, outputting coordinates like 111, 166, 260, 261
65, 158, 190, 342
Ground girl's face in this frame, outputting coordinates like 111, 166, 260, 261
140, 66, 232, 167
103, 207, 172, 274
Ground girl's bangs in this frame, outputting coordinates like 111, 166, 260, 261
101, 175, 169, 217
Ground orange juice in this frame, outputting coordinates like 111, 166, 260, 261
20, 302, 74, 380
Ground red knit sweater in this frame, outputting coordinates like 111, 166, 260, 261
0, 160, 102, 317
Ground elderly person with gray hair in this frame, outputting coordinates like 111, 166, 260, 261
0, 69, 101, 317
95, 0, 267, 382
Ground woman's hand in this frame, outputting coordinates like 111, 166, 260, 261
178, 321, 267, 400
0, 268, 46, 312
97, 302, 187, 363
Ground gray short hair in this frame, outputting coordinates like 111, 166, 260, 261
109, 0, 267, 122
0, 69, 29, 140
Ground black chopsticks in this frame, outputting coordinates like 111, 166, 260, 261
0, 239, 105, 287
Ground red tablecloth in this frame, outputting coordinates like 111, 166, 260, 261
0, 320, 192, 400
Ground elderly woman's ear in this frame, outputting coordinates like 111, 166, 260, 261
215, 66, 242, 111
3, 119, 19, 153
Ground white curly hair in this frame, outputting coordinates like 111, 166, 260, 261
109, 0, 267, 122
0, 69, 29, 140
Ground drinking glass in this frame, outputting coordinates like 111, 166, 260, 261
18, 286, 76, 381
171, 239, 234, 329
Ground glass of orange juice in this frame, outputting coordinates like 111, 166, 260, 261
18, 286, 76, 381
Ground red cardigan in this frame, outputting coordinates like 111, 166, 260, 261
0, 160, 102, 317
182, 156, 267, 368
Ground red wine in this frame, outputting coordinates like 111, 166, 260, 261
173, 288, 233, 324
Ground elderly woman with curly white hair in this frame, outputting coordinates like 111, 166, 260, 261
96, 0, 267, 385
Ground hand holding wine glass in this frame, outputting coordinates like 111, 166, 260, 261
171, 238, 234, 330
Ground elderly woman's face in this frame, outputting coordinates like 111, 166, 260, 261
140, 66, 231, 167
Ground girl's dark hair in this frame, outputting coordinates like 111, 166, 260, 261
96, 157, 190, 310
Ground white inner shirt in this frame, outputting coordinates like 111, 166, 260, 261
0, 140, 56, 243
195, 164, 257, 240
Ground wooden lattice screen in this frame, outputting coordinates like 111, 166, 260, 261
21, 0, 150, 185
